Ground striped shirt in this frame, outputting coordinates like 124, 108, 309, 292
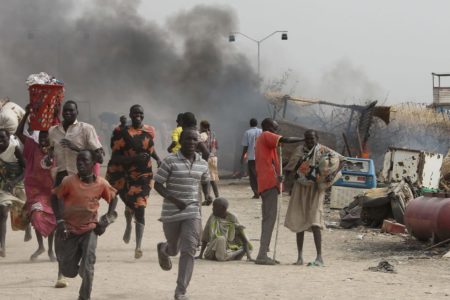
154, 151, 210, 223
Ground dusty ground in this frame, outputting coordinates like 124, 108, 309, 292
1, 179, 450, 300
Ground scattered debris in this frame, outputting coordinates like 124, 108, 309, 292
368, 260, 396, 273
325, 221, 340, 229
380, 147, 443, 189
381, 220, 407, 235
339, 179, 416, 229
407, 256, 431, 260
443, 251, 450, 259
356, 234, 365, 240
422, 237, 450, 251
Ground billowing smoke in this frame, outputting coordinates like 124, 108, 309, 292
315, 59, 384, 102
0, 0, 264, 171
279, 60, 449, 170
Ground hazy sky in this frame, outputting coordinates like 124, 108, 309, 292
139, 0, 450, 104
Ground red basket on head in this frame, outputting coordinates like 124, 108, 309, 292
28, 84, 64, 131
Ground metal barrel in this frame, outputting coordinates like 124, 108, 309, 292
404, 193, 450, 242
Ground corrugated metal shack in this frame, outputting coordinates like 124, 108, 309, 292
278, 119, 337, 161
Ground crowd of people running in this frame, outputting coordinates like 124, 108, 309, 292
0, 100, 343, 300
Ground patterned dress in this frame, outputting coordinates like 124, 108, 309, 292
106, 125, 155, 209
0, 141, 27, 230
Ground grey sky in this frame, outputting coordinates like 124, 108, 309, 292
139, 0, 450, 104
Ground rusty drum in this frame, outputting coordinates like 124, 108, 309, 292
404, 193, 450, 242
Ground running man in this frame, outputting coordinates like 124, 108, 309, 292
154, 128, 213, 300
48, 100, 104, 287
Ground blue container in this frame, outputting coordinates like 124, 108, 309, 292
334, 157, 377, 189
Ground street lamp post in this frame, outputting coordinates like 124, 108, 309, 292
228, 31, 288, 78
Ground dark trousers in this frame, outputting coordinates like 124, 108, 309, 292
55, 231, 97, 300
161, 218, 202, 296
257, 187, 278, 259
247, 160, 258, 195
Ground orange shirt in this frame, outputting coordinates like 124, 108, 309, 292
255, 131, 281, 194
55, 175, 117, 235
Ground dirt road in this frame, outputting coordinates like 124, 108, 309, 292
1, 179, 450, 300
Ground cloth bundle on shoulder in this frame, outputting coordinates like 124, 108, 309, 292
0, 99, 25, 135
317, 152, 342, 190
294, 144, 342, 190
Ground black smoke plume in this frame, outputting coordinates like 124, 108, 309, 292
0, 0, 264, 170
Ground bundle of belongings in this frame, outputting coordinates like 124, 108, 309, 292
340, 178, 418, 229
26, 72, 63, 86
0, 98, 25, 136
284, 143, 343, 193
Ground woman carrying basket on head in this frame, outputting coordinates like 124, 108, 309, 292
15, 105, 57, 261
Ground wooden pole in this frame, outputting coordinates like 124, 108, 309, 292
422, 238, 450, 251
272, 145, 283, 261
342, 133, 353, 157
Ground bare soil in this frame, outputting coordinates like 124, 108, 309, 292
1, 179, 450, 300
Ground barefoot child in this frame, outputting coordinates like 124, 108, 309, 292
53, 150, 117, 300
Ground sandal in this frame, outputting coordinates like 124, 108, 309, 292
157, 243, 172, 271
307, 261, 324, 267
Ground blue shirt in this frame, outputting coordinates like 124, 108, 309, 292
241, 127, 262, 161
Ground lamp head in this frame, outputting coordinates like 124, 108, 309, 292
228, 34, 235, 42
281, 33, 288, 40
